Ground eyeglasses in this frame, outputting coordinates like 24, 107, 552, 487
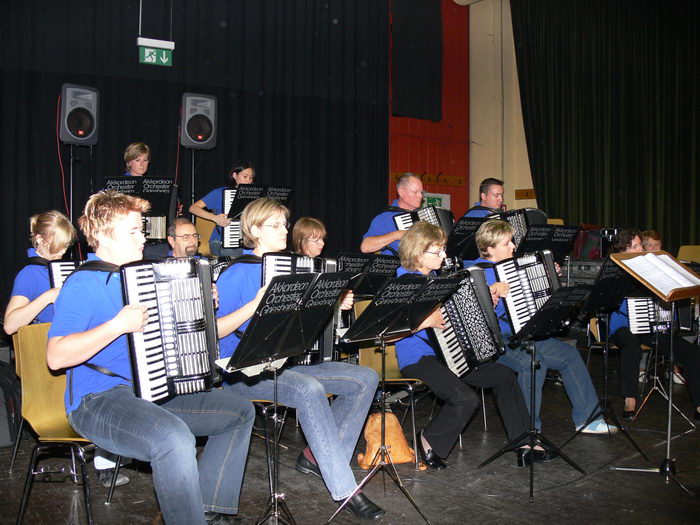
173, 233, 201, 241
261, 221, 290, 231
306, 237, 326, 245
424, 248, 446, 257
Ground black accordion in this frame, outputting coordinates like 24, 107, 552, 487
494, 250, 560, 335
487, 208, 547, 249
392, 206, 454, 235
261, 252, 339, 365
48, 260, 82, 288
121, 258, 220, 404
428, 267, 505, 377
222, 188, 242, 249
627, 297, 672, 335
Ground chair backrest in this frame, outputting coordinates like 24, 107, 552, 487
547, 218, 565, 225
14, 323, 84, 441
195, 217, 215, 257
353, 300, 404, 380
678, 245, 700, 264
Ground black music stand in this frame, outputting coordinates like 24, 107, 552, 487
559, 258, 648, 459
477, 286, 589, 502
327, 273, 464, 525
222, 272, 352, 525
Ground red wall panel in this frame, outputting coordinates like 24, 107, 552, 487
389, 0, 470, 218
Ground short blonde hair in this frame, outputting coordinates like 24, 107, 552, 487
398, 221, 446, 271
123, 142, 150, 169
79, 190, 150, 248
29, 210, 77, 256
292, 217, 326, 254
641, 229, 661, 249
475, 220, 514, 258
240, 198, 290, 249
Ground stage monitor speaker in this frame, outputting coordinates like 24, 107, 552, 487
180, 93, 217, 149
59, 84, 99, 146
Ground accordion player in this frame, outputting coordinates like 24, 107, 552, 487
121, 257, 220, 403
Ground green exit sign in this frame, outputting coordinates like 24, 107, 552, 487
139, 47, 172, 66
137, 37, 175, 67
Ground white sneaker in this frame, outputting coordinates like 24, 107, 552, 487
576, 419, 619, 434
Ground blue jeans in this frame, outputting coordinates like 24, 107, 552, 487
224, 361, 378, 500
69, 385, 254, 524
497, 338, 601, 429
209, 239, 243, 258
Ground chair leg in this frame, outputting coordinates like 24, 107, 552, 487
408, 385, 420, 470
72, 443, 93, 525
9, 418, 25, 472
481, 388, 488, 432
106, 455, 123, 504
15, 443, 43, 525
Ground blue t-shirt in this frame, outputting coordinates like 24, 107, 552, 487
11, 248, 54, 323
48, 254, 132, 413
609, 300, 629, 336
215, 249, 261, 358
200, 186, 227, 243
472, 257, 511, 336
463, 202, 494, 218
394, 267, 437, 370
362, 199, 407, 255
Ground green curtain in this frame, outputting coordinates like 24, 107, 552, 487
510, 0, 698, 255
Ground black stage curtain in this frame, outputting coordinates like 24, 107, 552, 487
0, 1, 389, 301
391, 0, 442, 121
511, 0, 699, 254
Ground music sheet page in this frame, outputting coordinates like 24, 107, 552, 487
622, 253, 700, 296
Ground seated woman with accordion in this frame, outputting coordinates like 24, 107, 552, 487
609, 229, 700, 422
473, 220, 617, 435
394, 221, 537, 469
215, 198, 386, 521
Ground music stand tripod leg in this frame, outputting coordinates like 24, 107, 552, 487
609, 303, 696, 497
326, 336, 432, 525
479, 340, 585, 502
256, 366, 297, 525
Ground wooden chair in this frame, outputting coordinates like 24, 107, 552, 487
195, 216, 215, 257
678, 245, 700, 264
14, 323, 121, 524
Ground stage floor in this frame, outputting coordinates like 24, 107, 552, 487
2, 347, 699, 524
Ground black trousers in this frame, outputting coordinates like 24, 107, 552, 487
401, 356, 529, 459
612, 327, 700, 406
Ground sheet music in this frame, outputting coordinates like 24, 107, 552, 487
216, 357, 288, 376
622, 253, 700, 296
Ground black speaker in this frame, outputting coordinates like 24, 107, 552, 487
180, 93, 217, 149
59, 84, 99, 146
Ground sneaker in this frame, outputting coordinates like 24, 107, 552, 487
96, 468, 130, 488
576, 419, 619, 434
